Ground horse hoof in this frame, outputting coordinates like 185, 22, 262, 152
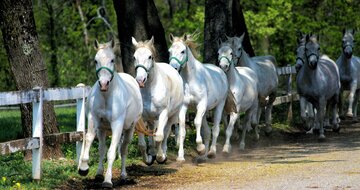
207, 151, 216, 159
222, 144, 231, 154
94, 174, 104, 182
346, 112, 353, 118
102, 182, 113, 189
78, 169, 89, 176
318, 134, 326, 141
333, 126, 341, 133
176, 157, 185, 162
239, 143, 245, 150
145, 155, 156, 166
156, 156, 167, 164
197, 144, 206, 155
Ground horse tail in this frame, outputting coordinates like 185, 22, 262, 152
135, 117, 154, 136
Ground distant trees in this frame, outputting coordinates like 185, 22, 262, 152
0, 0, 62, 158
204, 0, 254, 64
113, 0, 169, 75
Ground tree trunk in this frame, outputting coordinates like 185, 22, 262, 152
204, 0, 254, 64
0, 0, 63, 159
113, 0, 169, 75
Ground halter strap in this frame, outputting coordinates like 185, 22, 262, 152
306, 52, 319, 62
169, 47, 189, 66
219, 56, 233, 65
295, 57, 305, 65
135, 64, 150, 73
343, 44, 353, 50
96, 66, 114, 81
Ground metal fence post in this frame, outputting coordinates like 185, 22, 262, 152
76, 84, 86, 164
32, 87, 43, 180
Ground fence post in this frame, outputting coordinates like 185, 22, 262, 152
32, 87, 43, 180
76, 84, 86, 164
287, 64, 293, 123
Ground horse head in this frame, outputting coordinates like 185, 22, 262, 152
94, 39, 116, 92
218, 40, 234, 72
168, 33, 190, 72
229, 33, 245, 64
342, 29, 355, 59
132, 36, 156, 88
305, 34, 320, 69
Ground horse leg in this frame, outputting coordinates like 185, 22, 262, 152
154, 109, 169, 142
156, 118, 174, 164
194, 101, 207, 155
201, 115, 211, 158
138, 132, 155, 166
240, 110, 252, 150
119, 126, 135, 181
346, 82, 358, 117
318, 97, 326, 140
78, 113, 97, 176
223, 112, 239, 154
264, 92, 276, 135
208, 101, 226, 158
338, 89, 345, 119
177, 104, 188, 162
102, 119, 125, 188
251, 100, 259, 140
94, 128, 107, 182
352, 90, 359, 121
331, 96, 340, 132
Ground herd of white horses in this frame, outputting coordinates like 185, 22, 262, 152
77, 29, 360, 188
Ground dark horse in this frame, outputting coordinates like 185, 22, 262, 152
336, 29, 360, 120
296, 34, 341, 139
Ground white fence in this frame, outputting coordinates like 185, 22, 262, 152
0, 84, 91, 180
0, 65, 298, 181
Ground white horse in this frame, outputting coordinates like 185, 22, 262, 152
132, 36, 184, 165
229, 34, 278, 135
336, 29, 360, 120
169, 34, 228, 160
217, 41, 259, 152
78, 40, 144, 188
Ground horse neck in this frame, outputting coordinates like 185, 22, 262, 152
226, 62, 238, 83
144, 61, 159, 89
340, 52, 352, 68
181, 48, 200, 82
237, 50, 253, 67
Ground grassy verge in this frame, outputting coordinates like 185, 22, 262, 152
0, 106, 295, 189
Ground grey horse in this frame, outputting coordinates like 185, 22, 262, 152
296, 34, 340, 139
228, 34, 278, 135
336, 29, 360, 120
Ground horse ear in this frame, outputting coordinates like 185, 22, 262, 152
183, 33, 188, 41
169, 33, 174, 43
148, 36, 154, 46
131, 37, 138, 46
94, 39, 99, 50
110, 38, 115, 49
305, 34, 310, 42
239, 33, 245, 43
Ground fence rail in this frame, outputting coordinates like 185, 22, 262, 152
0, 84, 91, 180
0, 65, 298, 180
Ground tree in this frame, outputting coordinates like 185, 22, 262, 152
203, 0, 254, 64
0, 0, 62, 158
113, 0, 169, 75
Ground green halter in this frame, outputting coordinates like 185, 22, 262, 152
96, 66, 114, 81
169, 47, 188, 66
135, 64, 150, 73
219, 56, 233, 65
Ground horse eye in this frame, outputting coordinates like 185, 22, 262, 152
111, 59, 114, 63
230, 52, 233, 56
94, 60, 98, 64
148, 55, 152, 59
181, 50, 185, 54
133, 56, 136, 60
238, 48, 241, 51
318, 47, 320, 51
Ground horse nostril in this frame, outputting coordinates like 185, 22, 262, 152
106, 81, 110, 86
142, 78, 146, 83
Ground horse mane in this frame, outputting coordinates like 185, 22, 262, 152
173, 33, 200, 58
133, 39, 158, 60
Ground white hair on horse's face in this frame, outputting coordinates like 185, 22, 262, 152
134, 47, 154, 87
218, 45, 233, 72
169, 41, 187, 71
95, 45, 116, 91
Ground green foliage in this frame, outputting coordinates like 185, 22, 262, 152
0, 109, 22, 142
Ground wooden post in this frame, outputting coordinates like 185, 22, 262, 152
32, 87, 43, 180
76, 84, 86, 164
287, 64, 293, 123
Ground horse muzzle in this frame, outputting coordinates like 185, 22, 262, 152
344, 47, 353, 59
98, 80, 110, 92
136, 77, 147, 88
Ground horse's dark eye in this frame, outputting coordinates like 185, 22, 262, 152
238, 48, 241, 51
181, 50, 185, 54
318, 47, 320, 51
148, 55, 152, 59
94, 60, 98, 64
111, 59, 114, 63
230, 52, 233, 56
133, 56, 136, 60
